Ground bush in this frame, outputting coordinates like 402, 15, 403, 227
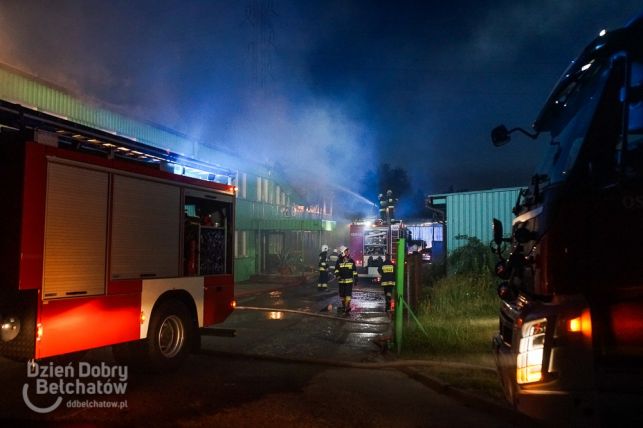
448, 236, 496, 276
421, 261, 446, 289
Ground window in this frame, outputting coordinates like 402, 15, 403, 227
235, 230, 248, 258
535, 58, 613, 184
184, 192, 233, 275
626, 59, 643, 177
267, 233, 284, 255
256, 177, 262, 202
263, 178, 269, 203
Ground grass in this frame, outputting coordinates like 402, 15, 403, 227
404, 272, 498, 354
399, 271, 504, 399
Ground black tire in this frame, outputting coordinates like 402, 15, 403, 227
140, 300, 194, 373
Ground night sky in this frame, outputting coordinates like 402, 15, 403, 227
1, 1, 641, 203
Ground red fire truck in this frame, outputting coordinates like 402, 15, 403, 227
0, 100, 236, 371
349, 220, 405, 279
490, 15, 643, 424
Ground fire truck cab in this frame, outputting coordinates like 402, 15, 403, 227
490, 15, 643, 424
0, 101, 236, 372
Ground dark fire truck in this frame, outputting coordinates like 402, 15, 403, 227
490, 14, 643, 425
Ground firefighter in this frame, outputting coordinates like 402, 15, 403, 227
334, 247, 357, 312
378, 193, 387, 220
318, 245, 330, 291
386, 189, 396, 222
378, 255, 396, 312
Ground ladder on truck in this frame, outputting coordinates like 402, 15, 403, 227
0, 99, 236, 184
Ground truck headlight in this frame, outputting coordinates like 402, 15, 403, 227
516, 317, 547, 384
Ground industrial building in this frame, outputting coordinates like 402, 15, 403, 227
0, 62, 336, 282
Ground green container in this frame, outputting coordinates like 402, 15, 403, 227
428, 187, 523, 255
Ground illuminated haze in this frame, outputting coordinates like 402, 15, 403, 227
0, 1, 641, 213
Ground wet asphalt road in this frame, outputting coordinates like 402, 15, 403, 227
0, 280, 528, 427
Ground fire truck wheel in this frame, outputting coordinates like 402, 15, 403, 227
144, 300, 193, 372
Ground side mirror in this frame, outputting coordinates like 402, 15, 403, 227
491, 125, 511, 146
492, 218, 504, 246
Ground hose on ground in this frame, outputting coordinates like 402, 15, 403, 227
197, 348, 495, 373
235, 305, 391, 326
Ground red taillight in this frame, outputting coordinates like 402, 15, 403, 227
609, 303, 643, 345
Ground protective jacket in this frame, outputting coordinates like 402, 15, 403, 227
318, 251, 329, 280
319, 251, 328, 270
378, 260, 396, 286
335, 256, 357, 284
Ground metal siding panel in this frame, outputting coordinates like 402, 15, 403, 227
444, 188, 522, 254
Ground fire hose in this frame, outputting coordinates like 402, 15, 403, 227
221, 305, 494, 373
234, 305, 391, 326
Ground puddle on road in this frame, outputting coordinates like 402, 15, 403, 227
265, 311, 285, 320
344, 331, 388, 347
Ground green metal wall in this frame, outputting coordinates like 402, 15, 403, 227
1, 62, 336, 284
234, 231, 257, 282
441, 187, 523, 254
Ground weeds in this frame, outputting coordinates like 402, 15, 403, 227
402, 238, 500, 364
399, 238, 503, 397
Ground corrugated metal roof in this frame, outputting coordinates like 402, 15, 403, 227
0, 62, 309, 204
0, 62, 265, 178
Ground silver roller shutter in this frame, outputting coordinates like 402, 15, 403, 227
110, 175, 180, 279
43, 162, 108, 298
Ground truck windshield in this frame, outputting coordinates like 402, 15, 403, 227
626, 59, 643, 177
535, 59, 611, 184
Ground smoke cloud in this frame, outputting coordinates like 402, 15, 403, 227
226, 93, 375, 187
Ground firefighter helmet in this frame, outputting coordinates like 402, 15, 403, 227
321, 244, 329, 252
339, 245, 347, 254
